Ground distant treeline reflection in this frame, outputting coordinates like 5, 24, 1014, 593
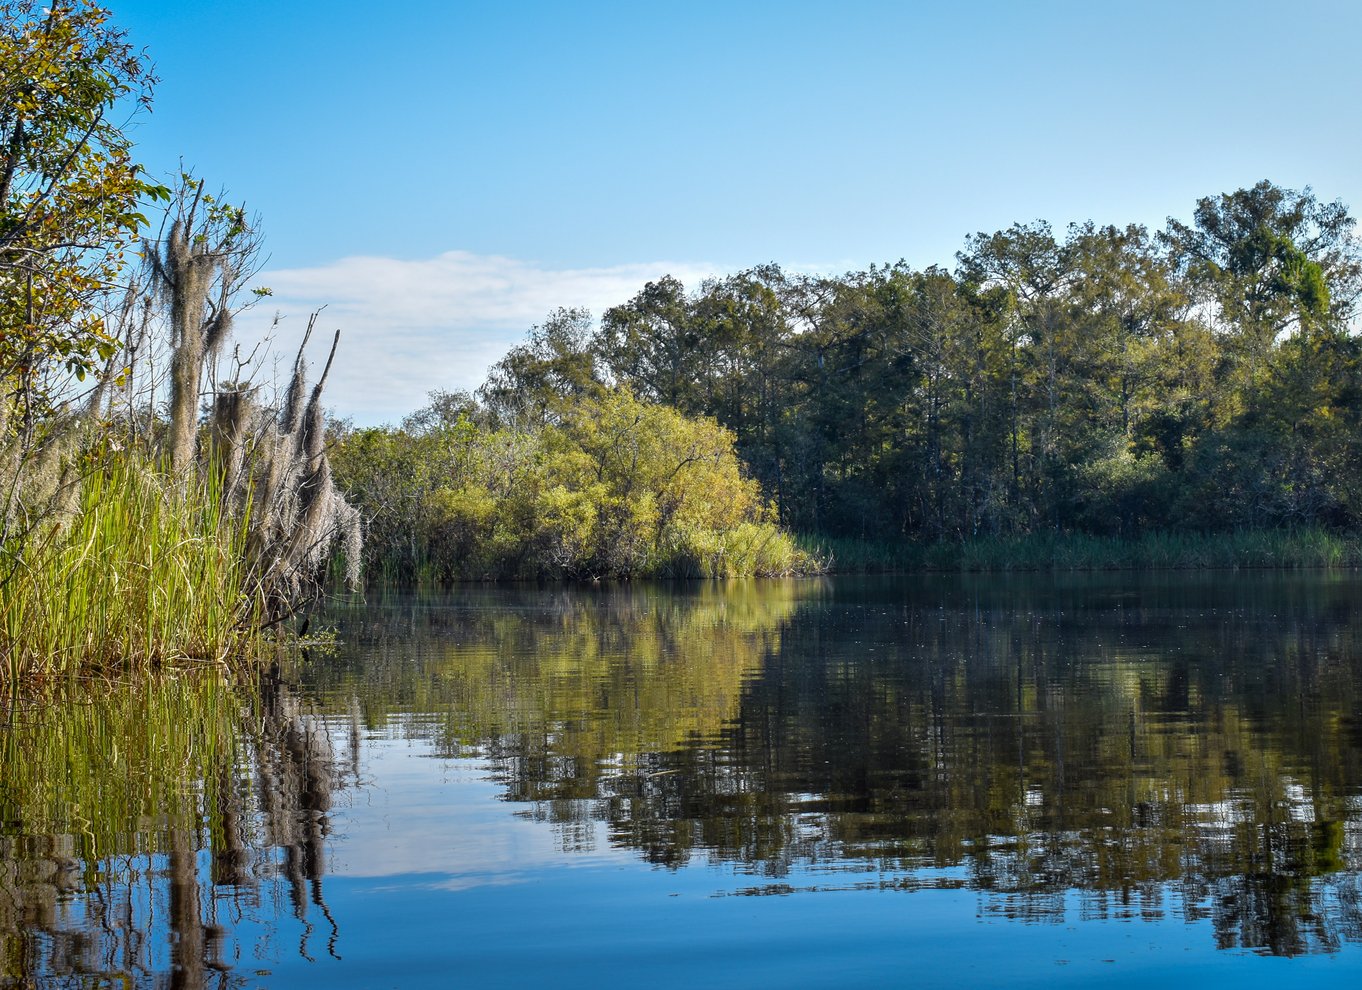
314, 577, 1362, 956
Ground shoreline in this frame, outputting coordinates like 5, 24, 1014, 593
803, 528, 1362, 574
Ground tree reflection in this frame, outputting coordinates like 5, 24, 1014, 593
312, 575, 1362, 956
7, 575, 1362, 974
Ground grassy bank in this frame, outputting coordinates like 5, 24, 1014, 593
1, 457, 264, 683
804, 528, 1362, 574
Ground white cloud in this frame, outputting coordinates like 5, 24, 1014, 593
233, 250, 724, 426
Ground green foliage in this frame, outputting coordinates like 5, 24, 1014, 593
478, 307, 600, 425
334, 388, 817, 582
1, 1, 160, 423
345, 180, 1362, 576
1163, 181, 1359, 336
0, 8, 352, 683
548, 182, 1362, 544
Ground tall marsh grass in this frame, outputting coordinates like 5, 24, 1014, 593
0, 456, 263, 682
656, 521, 824, 578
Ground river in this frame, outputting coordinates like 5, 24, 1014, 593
4, 574, 1362, 986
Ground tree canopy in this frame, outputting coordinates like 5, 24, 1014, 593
0, 0, 165, 430
351, 180, 1362, 565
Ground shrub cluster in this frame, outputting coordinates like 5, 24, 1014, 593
333, 388, 816, 582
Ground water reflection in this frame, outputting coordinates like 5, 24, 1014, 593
5, 574, 1362, 986
0, 667, 354, 986
314, 576, 1362, 956
311, 582, 799, 809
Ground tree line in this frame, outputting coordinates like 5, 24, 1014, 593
449, 181, 1361, 543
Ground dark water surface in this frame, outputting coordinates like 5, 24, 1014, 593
6, 574, 1362, 987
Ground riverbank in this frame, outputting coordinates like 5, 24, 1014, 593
805, 528, 1362, 574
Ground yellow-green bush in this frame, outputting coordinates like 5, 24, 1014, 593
334, 388, 819, 581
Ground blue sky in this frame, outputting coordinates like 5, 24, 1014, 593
111, 0, 1362, 423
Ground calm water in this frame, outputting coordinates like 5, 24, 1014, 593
5, 574, 1362, 987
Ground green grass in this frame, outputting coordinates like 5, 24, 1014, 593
1, 455, 264, 683
802, 528, 1362, 574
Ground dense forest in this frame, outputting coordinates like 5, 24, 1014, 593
334, 180, 1362, 579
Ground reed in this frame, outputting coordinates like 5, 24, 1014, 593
0, 455, 264, 683
797, 534, 911, 574
655, 521, 824, 579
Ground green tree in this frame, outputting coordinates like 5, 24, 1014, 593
1162, 180, 1362, 398
957, 221, 1070, 526
1060, 223, 1199, 532
686, 265, 791, 484
335, 388, 811, 582
478, 306, 601, 426
0, 0, 163, 436
399, 388, 478, 435
1163, 183, 1362, 528
598, 276, 704, 411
